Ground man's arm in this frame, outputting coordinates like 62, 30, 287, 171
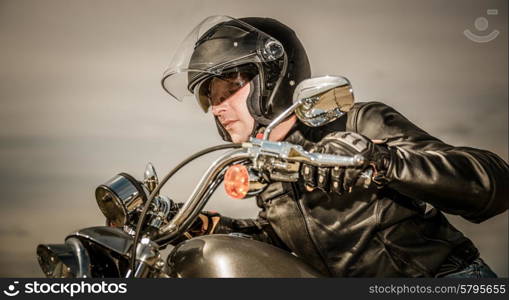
351, 101, 509, 223
213, 214, 290, 249
171, 209, 290, 250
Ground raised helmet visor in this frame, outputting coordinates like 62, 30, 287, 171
161, 15, 286, 112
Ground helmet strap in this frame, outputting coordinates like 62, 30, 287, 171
246, 74, 272, 126
214, 116, 232, 142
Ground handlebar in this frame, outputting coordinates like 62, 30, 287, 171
155, 138, 373, 246
155, 149, 250, 245
245, 138, 366, 167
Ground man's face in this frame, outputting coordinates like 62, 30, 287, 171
207, 73, 255, 143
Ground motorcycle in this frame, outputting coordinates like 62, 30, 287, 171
36, 75, 372, 278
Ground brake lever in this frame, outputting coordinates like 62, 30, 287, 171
245, 138, 366, 167
244, 138, 373, 186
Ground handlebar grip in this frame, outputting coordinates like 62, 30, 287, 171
308, 153, 366, 168
307, 153, 374, 188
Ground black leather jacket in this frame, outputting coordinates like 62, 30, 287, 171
213, 101, 509, 277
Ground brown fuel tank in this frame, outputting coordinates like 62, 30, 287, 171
166, 234, 323, 278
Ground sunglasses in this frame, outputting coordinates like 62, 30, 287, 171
198, 66, 258, 107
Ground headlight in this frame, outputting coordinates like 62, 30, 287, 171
36, 244, 77, 278
37, 237, 92, 278
95, 173, 147, 227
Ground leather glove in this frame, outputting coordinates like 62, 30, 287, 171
166, 201, 220, 235
169, 210, 222, 245
301, 132, 392, 194
184, 211, 222, 238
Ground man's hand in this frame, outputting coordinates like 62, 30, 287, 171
184, 211, 221, 238
301, 132, 391, 194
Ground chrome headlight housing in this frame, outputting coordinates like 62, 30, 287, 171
95, 173, 147, 227
36, 237, 91, 278
37, 243, 77, 278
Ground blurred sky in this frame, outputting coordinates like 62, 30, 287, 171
0, 0, 507, 277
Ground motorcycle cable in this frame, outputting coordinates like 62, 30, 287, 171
129, 143, 242, 277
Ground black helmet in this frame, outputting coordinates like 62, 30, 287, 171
162, 16, 311, 141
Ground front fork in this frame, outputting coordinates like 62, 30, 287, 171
126, 238, 167, 278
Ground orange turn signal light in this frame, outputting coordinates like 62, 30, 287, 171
224, 164, 249, 199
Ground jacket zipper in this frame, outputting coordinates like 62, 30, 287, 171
291, 183, 333, 276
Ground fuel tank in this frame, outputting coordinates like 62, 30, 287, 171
167, 234, 323, 278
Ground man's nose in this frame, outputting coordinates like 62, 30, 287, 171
211, 100, 228, 116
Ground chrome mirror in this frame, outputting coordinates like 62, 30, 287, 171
293, 75, 354, 127
143, 162, 159, 194
263, 76, 354, 139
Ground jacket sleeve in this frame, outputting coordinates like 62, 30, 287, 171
169, 209, 289, 249
350, 101, 509, 223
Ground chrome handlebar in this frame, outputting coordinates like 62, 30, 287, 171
155, 149, 250, 245
154, 139, 372, 246
245, 138, 366, 167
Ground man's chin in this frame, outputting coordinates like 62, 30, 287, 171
229, 133, 249, 143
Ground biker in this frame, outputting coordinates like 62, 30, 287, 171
161, 16, 509, 277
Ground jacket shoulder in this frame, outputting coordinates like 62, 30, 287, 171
347, 101, 393, 127
347, 101, 410, 136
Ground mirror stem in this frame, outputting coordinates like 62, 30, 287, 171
263, 99, 303, 140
